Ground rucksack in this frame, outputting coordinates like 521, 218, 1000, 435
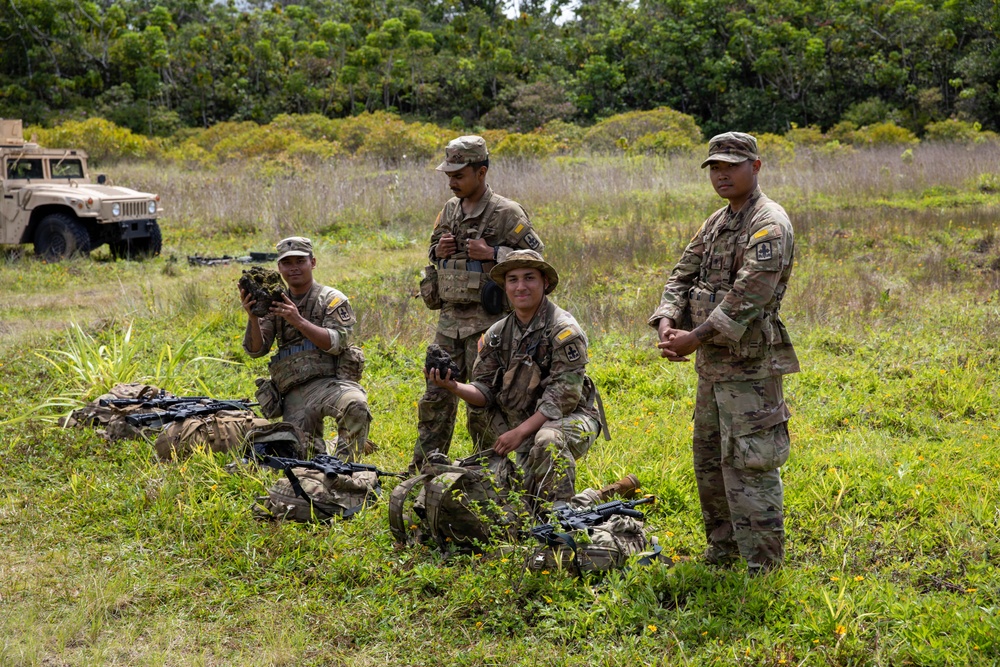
254, 468, 380, 522
525, 515, 650, 576
389, 452, 523, 552
153, 410, 270, 461
62, 382, 169, 441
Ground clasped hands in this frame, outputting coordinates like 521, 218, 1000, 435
656, 320, 699, 362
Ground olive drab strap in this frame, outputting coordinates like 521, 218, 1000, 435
388, 473, 433, 545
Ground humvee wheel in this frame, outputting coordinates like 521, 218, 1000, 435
33, 213, 92, 260
109, 220, 162, 260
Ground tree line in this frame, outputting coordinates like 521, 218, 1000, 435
1, 0, 997, 137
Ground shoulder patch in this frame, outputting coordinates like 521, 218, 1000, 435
524, 232, 541, 250
553, 323, 584, 347
513, 222, 525, 235
326, 296, 344, 312
565, 343, 581, 362
556, 327, 574, 342
756, 242, 773, 261
336, 305, 352, 323
747, 224, 782, 247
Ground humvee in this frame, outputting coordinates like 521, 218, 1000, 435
0, 119, 162, 260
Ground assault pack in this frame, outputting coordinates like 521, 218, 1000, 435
253, 453, 405, 522
526, 497, 660, 575
389, 452, 524, 552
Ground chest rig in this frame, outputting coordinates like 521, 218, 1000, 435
268, 289, 340, 394
487, 310, 554, 416
435, 195, 502, 305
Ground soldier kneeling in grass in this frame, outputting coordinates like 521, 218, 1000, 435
426, 249, 637, 513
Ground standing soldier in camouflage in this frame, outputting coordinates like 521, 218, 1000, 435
427, 250, 631, 512
650, 132, 799, 574
241, 236, 372, 461
412, 136, 544, 472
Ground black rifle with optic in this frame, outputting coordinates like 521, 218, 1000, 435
125, 400, 258, 428
529, 496, 655, 547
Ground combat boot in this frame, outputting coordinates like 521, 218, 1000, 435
598, 473, 640, 501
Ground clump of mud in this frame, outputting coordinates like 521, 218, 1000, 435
424, 344, 461, 379
239, 267, 286, 316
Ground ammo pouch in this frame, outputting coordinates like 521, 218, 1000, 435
269, 341, 340, 394
688, 285, 732, 346
419, 264, 442, 310
437, 259, 491, 305
254, 377, 283, 419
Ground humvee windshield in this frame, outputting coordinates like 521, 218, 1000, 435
50, 159, 84, 179
7, 158, 43, 180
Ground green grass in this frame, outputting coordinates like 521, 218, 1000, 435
1, 147, 999, 665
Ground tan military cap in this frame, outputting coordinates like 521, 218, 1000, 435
436, 135, 489, 173
489, 249, 559, 294
700, 132, 759, 168
275, 236, 314, 261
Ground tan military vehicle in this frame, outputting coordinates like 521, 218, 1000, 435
0, 119, 162, 260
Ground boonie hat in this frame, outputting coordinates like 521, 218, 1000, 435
700, 132, 759, 168
436, 135, 489, 173
489, 249, 559, 294
276, 236, 314, 261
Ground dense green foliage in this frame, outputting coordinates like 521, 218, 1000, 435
1, 147, 999, 664
2, 0, 998, 136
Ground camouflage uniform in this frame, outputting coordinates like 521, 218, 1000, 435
244, 281, 371, 461
470, 297, 602, 507
649, 135, 798, 571
413, 137, 544, 470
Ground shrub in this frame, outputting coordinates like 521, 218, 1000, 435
852, 121, 919, 147
536, 119, 586, 154
478, 129, 510, 152
492, 133, 558, 158
813, 140, 856, 158
582, 107, 702, 153
977, 173, 1000, 193
923, 118, 991, 144
627, 130, 698, 156
30, 118, 159, 163
755, 133, 796, 165
827, 121, 858, 144
351, 113, 448, 161
784, 124, 826, 146
269, 113, 342, 142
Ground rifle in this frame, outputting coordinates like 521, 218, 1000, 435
125, 400, 257, 428
257, 453, 406, 480
529, 496, 655, 547
99, 394, 211, 409
188, 252, 279, 266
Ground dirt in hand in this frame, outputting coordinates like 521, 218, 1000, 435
424, 344, 461, 380
239, 266, 286, 316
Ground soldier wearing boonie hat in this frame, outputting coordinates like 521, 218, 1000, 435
426, 249, 626, 513
240, 235, 372, 461
649, 131, 799, 575
411, 136, 546, 473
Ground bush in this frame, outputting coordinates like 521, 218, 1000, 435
492, 133, 558, 158
628, 130, 698, 156
813, 140, 856, 158
351, 113, 448, 161
755, 132, 796, 165
827, 121, 858, 144
582, 107, 702, 153
30, 118, 159, 163
536, 119, 586, 154
852, 121, 919, 147
923, 118, 992, 144
784, 124, 826, 146
269, 113, 342, 142
977, 173, 1000, 193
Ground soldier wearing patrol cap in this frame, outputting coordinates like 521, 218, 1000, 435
241, 236, 372, 461
427, 249, 622, 512
412, 135, 545, 472
649, 132, 799, 574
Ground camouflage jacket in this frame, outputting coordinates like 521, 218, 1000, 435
243, 281, 355, 359
429, 185, 544, 339
648, 187, 800, 382
471, 298, 598, 427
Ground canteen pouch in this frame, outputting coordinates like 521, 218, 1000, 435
420, 264, 442, 310
269, 347, 339, 394
481, 279, 505, 315
254, 377, 283, 419
335, 345, 365, 383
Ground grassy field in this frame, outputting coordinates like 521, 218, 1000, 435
1, 145, 999, 666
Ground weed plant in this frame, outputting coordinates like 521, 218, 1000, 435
0, 146, 999, 665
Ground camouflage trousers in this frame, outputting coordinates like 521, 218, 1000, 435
411, 331, 484, 471
693, 375, 790, 571
469, 406, 600, 510
282, 376, 371, 462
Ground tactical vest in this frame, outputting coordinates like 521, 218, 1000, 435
690, 192, 788, 358
434, 195, 502, 305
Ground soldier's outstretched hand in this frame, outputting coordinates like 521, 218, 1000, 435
269, 293, 302, 324
239, 287, 258, 318
425, 366, 458, 390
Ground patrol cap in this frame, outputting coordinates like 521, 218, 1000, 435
436, 135, 489, 173
489, 249, 559, 294
700, 132, 759, 168
275, 236, 314, 261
